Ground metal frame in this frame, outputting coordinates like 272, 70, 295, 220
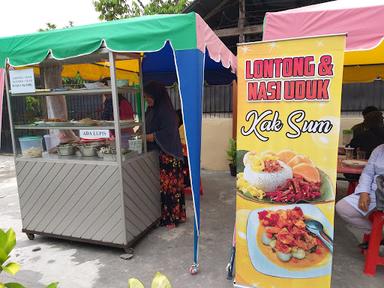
10, 87, 138, 97
4, 67, 16, 159
139, 54, 147, 153
22, 216, 160, 252
109, 51, 128, 247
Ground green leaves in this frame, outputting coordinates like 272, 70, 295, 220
128, 278, 145, 288
0, 229, 16, 256
2, 263, 20, 276
226, 138, 237, 165
128, 272, 172, 288
0, 229, 16, 266
0, 228, 59, 288
0, 229, 17, 278
0, 249, 9, 265
151, 272, 172, 288
94, 0, 190, 21
4, 283, 26, 288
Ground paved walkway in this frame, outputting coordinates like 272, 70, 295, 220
0, 155, 382, 287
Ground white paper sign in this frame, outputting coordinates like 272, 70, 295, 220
9, 69, 36, 94
80, 130, 110, 139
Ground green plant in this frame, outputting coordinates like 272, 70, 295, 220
0, 228, 58, 288
226, 138, 237, 166
62, 72, 85, 89
25, 96, 42, 116
128, 272, 171, 288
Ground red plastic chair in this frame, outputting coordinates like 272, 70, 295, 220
364, 211, 384, 276
347, 181, 358, 195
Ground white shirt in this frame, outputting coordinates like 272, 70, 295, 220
344, 144, 384, 215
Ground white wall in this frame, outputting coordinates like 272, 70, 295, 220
201, 117, 232, 171
339, 115, 362, 144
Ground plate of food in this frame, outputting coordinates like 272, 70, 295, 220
342, 159, 367, 168
247, 204, 333, 278
237, 150, 333, 203
41, 118, 68, 126
78, 118, 98, 126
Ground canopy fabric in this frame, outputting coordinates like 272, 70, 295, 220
0, 13, 236, 72
0, 14, 196, 67
344, 65, 384, 84
26, 42, 234, 85
0, 13, 236, 272
263, 0, 384, 82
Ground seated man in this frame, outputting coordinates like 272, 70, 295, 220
351, 106, 379, 138
349, 110, 384, 158
336, 144, 384, 248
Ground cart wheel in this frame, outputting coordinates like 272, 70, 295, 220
124, 247, 134, 254
189, 263, 199, 275
26, 233, 35, 240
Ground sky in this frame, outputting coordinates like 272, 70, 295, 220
0, 0, 150, 37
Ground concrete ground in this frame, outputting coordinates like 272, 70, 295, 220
0, 155, 383, 287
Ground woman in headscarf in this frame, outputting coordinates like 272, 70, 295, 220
144, 82, 185, 229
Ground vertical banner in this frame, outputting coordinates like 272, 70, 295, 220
235, 35, 345, 288
0, 69, 4, 147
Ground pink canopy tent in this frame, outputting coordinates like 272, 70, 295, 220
263, 0, 384, 83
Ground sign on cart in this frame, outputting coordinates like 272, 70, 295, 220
80, 130, 110, 139
9, 68, 36, 94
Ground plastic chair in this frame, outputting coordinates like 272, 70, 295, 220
347, 181, 358, 195
363, 211, 384, 276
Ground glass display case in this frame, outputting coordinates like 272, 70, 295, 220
5, 50, 160, 251
8, 51, 145, 163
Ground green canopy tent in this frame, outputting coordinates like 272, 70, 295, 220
0, 13, 237, 273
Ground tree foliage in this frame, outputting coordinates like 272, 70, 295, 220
93, 0, 190, 21
38, 21, 74, 32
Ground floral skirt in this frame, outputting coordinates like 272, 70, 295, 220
159, 151, 186, 226
181, 144, 191, 188
182, 155, 191, 188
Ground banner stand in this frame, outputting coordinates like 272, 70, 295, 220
235, 35, 346, 288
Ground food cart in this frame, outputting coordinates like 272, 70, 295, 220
4, 49, 160, 252
0, 13, 237, 270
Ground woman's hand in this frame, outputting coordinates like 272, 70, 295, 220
146, 133, 155, 142
358, 192, 371, 212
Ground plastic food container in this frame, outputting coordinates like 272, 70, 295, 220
19, 136, 43, 158
128, 139, 142, 154
57, 144, 75, 156
44, 134, 60, 152
84, 82, 106, 89
116, 80, 128, 88
121, 134, 131, 149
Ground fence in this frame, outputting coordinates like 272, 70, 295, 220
167, 84, 233, 117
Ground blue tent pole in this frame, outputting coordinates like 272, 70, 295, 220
173, 48, 205, 274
